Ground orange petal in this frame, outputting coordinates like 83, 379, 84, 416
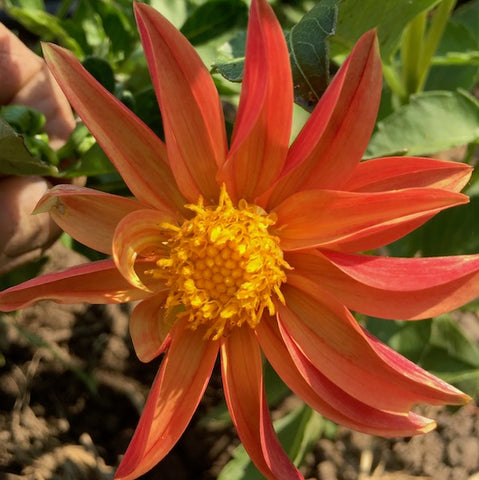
34, 184, 148, 254
218, 0, 293, 202
0, 259, 150, 311
112, 209, 175, 292
274, 188, 468, 251
115, 320, 218, 480
130, 291, 172, 363
262, 29, 382, 209
42, 43, 185, 214
134, 3, 226, 203
221, 326, 302, 480
289, 249, 479, 320
343, 157, 472, 193
280, 277, 469, 412
257, 319, 437, 437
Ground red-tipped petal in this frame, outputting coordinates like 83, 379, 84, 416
218, 0, 293, 202
130, 291, 172, 363
274, 188, 468, 252
288, 249, 479, 320
35, 185, 148, 254
262, 29, 382, 208
0, 260, 151, 312
42, 43, 185, 213
115, 320, 218, 480
221, 327, 303, 480
257, 319, 437, 437
280, 276, 469, 412
134, 3, 226, 203
343, 157, 472, 193
112, 209, 174, 292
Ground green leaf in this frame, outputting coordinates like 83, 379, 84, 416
218, 403, 324, 480
180, 0, 248, 46
450, 0, 479, 47
0, 105, 45, 135
82, 56, 116, 93
0, 118, 57, 176
213, 30, 246, 82
287, 0, 338, 112
388, 197, 479, 258
366, 90, 479, 158
59, 142, 116, 178
6, 7, 83, 56
330, 0, 441, 60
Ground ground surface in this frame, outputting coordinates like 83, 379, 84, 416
1, 242, 478, 480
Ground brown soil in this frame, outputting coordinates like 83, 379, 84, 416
1, 241, 478, 480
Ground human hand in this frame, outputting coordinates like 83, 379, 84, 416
0, 23, 75, 276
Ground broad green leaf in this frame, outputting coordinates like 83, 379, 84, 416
213, 30, 246, 82
330, 0, 441, 60
0, 118, 57, 176
218, 403, 324, 480
180, 0, 248, 46
450, 0, 479, 47
366, 90, 479, 158
287, 0, 338, 112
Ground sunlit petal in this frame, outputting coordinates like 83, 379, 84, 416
42, 43, 185, 213
280, 276, 469, 412
257, 319, 437, 437
130, 291, 172, 363
289, 249, 479, 319
274, 188, 468, 251
218, 0, 293, 202
134, 3, 227, 202
112, 209, 175, 292
115, 320, 218, 480
262, 29, 382, 208
343, 157, 472, 192
0, 260, 151, 311
35, 184, 148, 254
221, 326, 302, 480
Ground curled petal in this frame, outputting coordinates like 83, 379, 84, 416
0, 260, 151, 311
35, 185, 147, 254
112, 209, 175, 292
262, 29, 382, 208
115, 320, 218, 480
134, 3, 226, 202
221, 327, 302, 480
343, 157, 472, 193
257, 319, 437, 437
289, 249, 479, 319
274, 188, 468, 251
218, 0, 293, 201
130, 292, 173, 363
42, 43, 185, 214
280, 276, 469, 412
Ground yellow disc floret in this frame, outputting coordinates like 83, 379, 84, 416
153, 186, 290, 340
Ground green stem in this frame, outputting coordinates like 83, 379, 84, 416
401, 11, 426, 97
382, 63, 407, 101
417, 0, 457, 92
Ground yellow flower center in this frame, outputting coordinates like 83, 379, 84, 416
154, 186, 290, 340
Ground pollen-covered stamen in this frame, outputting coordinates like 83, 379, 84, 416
152, 186, 290, 340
